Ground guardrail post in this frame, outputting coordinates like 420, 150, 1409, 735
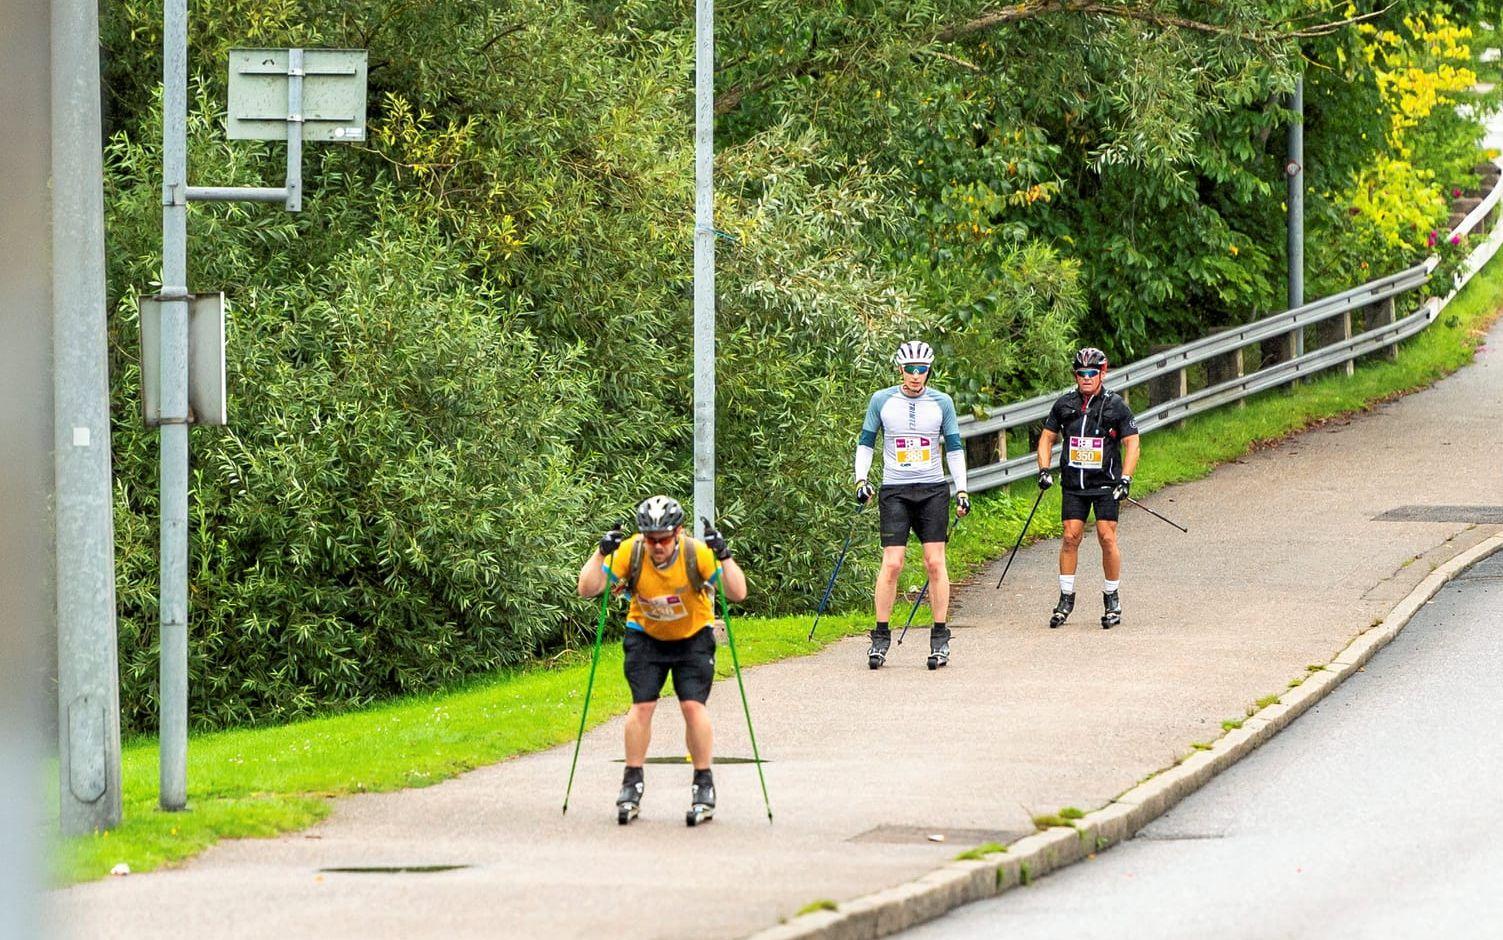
1260, 330, 1297, 380
1147, 344, 1187, 428
1316, 307, 1354, 377
1204, 344, 1246, 408
964, 426, 1005, 477
1365, 296, 1398, 363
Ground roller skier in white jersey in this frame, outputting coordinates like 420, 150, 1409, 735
853, 341, 970, 670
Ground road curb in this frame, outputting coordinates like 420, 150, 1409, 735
749, 532, 1503, 940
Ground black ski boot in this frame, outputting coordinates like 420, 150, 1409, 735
927, 626, 951, 670
867, 628, 892, 670
617, 767, 644, 825
1049, 592, 1076, 628
686, 770, 715, 827
1101, 591, 1121, 629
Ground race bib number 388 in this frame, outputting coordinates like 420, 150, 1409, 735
893, 435, 933, 469
1068, 435, 1104, 470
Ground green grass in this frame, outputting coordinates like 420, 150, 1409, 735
796, 899, 839, 916
1221, 718, 1245, 731
954, 841, 1009, 860
57, 251, 1503, 885
1254, 693, 1283, 711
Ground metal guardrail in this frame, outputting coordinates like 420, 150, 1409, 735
960, 163, 1503, 494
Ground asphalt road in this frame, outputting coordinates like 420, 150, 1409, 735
907, 548, 1503, 940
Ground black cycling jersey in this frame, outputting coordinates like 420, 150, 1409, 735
1043, 389, 1139, 495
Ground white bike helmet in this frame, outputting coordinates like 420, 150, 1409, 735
893, 340, 935, 367
635, 495, 685, 534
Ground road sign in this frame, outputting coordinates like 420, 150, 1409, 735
227, 48, 368, 142
140, 293, 226, 426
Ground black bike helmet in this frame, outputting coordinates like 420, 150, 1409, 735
1072, 347, 1109, 370
635, 495, 685, 533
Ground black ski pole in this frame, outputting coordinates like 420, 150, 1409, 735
995, 488, 1046, 589
898, 514, 961, 645
1126, 495, 1188, 533
807, 505, 865, 641
718, 580, 773, 824
562, 534, 621, 815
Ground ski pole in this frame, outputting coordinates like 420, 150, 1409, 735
1126, 495, 1188, 533
898, 513, 961, 645
808, 505, 865, 641
719, 580, 773, 824
562, 537, 620, 815
995, 488, 1046, 589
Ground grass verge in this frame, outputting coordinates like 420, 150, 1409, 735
56, 253, 1503, 885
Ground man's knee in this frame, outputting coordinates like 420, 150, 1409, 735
880, 555, 906, 578
1061, 528, 1085, 550
922, 554, 947, 579
629, 701, 656, 721
1096, 525, 1118, 548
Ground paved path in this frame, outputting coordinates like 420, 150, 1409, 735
51, 318, 1503, 939
907, 545, 1503, 940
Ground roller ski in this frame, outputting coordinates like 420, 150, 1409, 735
685, 771, 716, 827
867, 628, 891, 670
1101, 591, 1121, 630
927, 627, 950, 670
1048, 591, 1075, 628
617, 770, 644, 825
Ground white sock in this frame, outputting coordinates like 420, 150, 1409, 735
1104, 579, 1120, 594
1059, 575, 1076, 595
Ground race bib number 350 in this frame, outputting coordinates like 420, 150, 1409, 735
1068, 436, 1104, 470
893, 436, 933, 469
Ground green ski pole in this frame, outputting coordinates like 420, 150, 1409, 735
562, 541, 618, 816
719, 581, 773, 824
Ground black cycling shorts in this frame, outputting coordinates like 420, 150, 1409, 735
879, 482, 951, 547
1061, 490, 1120, 523
623, 626, 717, 704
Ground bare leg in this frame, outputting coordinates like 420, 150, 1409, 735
681, 700, 713, 771
1059, 519, 1085, 576
874, 545, 907, 621
624, 701, 656, 766
921, 541, 950, 622
1097, 520, 1120, 581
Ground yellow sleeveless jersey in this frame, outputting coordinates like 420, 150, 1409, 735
605, 534, 721, 641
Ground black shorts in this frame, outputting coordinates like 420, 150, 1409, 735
623, 627, 717, 704
879, 482, 951, 547
1061, 490, 1119, 523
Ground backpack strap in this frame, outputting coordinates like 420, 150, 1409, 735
626, 535, 711, 596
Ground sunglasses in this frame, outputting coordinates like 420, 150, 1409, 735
1074, 368, 1101, 379
643, 531, 677, 546
902, 364, 931, 375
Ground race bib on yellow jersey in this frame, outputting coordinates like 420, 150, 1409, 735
637, 593, 689, 622
1068, 435, 1104, 470
893, 435, 933, 469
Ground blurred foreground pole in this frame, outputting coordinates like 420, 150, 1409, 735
0, 0, 57, 933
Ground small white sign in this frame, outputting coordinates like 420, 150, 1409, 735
72, 426, 91, 447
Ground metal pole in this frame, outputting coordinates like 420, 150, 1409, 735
159, 0, 191, 811
1287, 76, 1305, 340
692, 0, 715, 536
52, 0, 123, 834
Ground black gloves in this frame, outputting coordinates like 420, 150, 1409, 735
599, 526, 625, 557
855, 480, 875, 504
1112, 475, 1132, 501
1037, 468, 1053, 491
956, 491, 971, 516
701, 518, 732, 560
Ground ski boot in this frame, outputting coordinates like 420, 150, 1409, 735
1048, 592, 1076, 628
686, 771, 716, 827
617, 769, 644, 825
867, 628, 892, 670
1101, 591, 1121, 630
927, 626, 951, 670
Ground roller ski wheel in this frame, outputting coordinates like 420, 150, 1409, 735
685, 779, 716, 827
616, 780, 643, 825
867, 629, 891, 670
1101, 590, 1121, 630
1049, 591, 1076, 629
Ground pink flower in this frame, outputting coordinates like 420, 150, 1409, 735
1450, 234, 1461, 245
1427, 231, 1437, 247
1453, 188, 1462, 197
